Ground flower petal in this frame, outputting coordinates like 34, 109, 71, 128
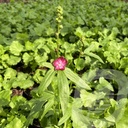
52, 57, 67, 70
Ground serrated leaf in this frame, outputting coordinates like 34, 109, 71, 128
12, 79, 34, 89
93, 119, 109, 128
34, 53, 48, 65
116, 101, 128, 128
64, 68, 91, 90
75, 27, 85, 38
23, 52, 33, 65
4, 68, 17, 80
7, 55, 21, 65
9, 96, 27, 109
10, 41, 24, 56
5, 117, 23, 128
0, 90, 11, 106
25, 41, 34, 51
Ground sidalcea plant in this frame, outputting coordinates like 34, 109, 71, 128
27, 56, 91, 128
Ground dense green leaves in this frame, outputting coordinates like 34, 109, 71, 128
0, 0, 128, 127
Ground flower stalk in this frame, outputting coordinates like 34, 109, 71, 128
55, 6, 63, 57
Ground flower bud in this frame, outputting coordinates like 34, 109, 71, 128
59, 25, 63, 29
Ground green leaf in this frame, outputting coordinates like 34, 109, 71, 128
114, 98, 128, 122
40, 91, 54, 101
40, 98, 54, 120
41, 62, 54, 69
122, 27, 128, 36
120, 57, 128, 69
58, 106, 71, 126
25, 41, 34, 51
16, 33, 29, 41
0, 90, 11, 106
57, 71, 70, 114
105, 115, 115, 123
72, 108, 89, 128
5, 117, 23, 128
84, 41, 99, 53
23, 52, 33, 65
93, 119, 110, 128
80, 89, 105, 107
25, 99, 45, 127
10, 41, 24, 56
34, 53, 48, 65
7, 55, 21, 65
4, 68, 17, 80
0, 45, 5, 55
9, 96, 27, 109
75, 27, 85, 38
108, 27, 120, 40
0, 106, 7, 116
12, 79, 34, 89
96, 77, 114, 91
74, 58, 85, 71
46, 28, 54, 36
64, 68, 91, 90
84, 52, 104, 63
116, 101, 128, 128
38, 69, 55, 95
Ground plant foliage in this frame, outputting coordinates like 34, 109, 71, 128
0, 0, 128, 128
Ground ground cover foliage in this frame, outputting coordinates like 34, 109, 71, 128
0, 0, 128, 127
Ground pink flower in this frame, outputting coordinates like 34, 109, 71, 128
52, 57, 67, 70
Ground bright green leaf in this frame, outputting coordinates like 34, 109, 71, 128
38, 69, 55, 95
4, 68, 17, 80
23, 52, 33, 65
80, 89, 105, 107
7, 55, 21, 65
58, 106, 71, 126
96, 77, 114, 91
74, 58, 85, 71
84, 52, 104, 63
72, 108, 89, 128
5, 117, 23, 128
116, 100, 128, 128
0, 90, 11, 106
57, 71, 70, 114
25, 41, 34, 51
10, 41, 24, 56
64, 68, 91, 90
40, 98, 54, 120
